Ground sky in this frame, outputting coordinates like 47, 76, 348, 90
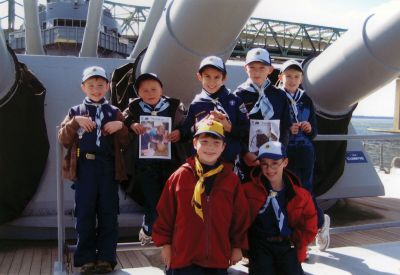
1, 0, 399, 117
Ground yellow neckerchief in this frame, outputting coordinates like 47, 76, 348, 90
192, 157, 224, 221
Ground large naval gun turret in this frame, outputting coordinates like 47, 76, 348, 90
0, 0, 400, 238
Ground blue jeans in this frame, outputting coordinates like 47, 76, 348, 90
74, 155, 119, 267
135, 160, 175, 235
248, 237, 304, 275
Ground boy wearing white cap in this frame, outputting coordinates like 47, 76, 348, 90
58, 66, 129, 273
153, 119, 250, 275
243, 141, 317, 275
181, 56, 250, 164
279, 60, 330, 252
234, 48, 291, 181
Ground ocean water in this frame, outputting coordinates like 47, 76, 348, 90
351, 116, 400, 170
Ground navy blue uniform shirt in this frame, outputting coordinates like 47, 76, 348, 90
235, 80, 291, 147
69, 100, 118, 155
181, 86, 249, 162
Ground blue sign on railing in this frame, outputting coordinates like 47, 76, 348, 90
345, 151, 368, 163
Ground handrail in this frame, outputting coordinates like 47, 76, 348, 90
314, 134, 400, 141
54, 126, 66, 274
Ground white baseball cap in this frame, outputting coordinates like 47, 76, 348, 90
82, 66, 108, 83
257, 141, 287, 160
280, 60, 303, 73
198, 56, 226, 74
245, 48, 271, 66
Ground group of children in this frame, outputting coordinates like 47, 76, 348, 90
58, 47, 330, 274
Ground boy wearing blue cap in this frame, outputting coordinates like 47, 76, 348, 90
243, 141, 317, 275
181, 56, 249, 164
58, 66, 129, 273
153, 119, 250, 275
234, 48, 291, 181
279, 60, 330, 252
123, 73, 187, 245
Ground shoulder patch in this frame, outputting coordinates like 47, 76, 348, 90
239, 103, 248, 114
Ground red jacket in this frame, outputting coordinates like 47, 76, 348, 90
243, 168, 317, 262
152, 157, 250, 269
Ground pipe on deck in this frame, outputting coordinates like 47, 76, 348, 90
0, 27, 16, 104
23, 0, 44, 55
128, 0, 167, 60
139, 0, 260, 105
303, 9, 400, 116
79, 0, 104, 58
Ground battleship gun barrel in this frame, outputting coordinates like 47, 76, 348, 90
128, 0, 167, 60
303, 9, 400, 116
0, 28, 16, 103
79, 0, 104, 57
23, 0, 44, 55
139, 0, 260, 105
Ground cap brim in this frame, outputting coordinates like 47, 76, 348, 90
134, 73, 163, 89
257, 152, 285, 160
198, 64, 226, 73
245, 58, 271, 66
82, 75, 108, 83
280, 63, 303, 73
194, 130, 225, 139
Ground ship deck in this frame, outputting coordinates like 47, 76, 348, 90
1, 194, 400, 274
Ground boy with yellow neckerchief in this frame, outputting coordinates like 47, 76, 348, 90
152, 119, 250, 275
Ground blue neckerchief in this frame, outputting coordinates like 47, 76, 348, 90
138, 96, 170, 116
83, 97, 108, 147
259, 187, 286, 234
247, 79, 274, 119
194, 88, 231, 121
282, 88, 304, 123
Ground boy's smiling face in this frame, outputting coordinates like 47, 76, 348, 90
281, 68, 303, 94
81, 77, 109, 102
193, 134, 225, 165
138, 79, 163, 106
197, 67, 226, 94
260, 157, 288, 184
245, 61, 274, 87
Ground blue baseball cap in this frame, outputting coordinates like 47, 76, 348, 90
198, 56, 226, 74
82, 66, 108, 83
134, 73, 163, 90
257, 141, 287, 160
245, 48, 271, 66
280, 60, 303, 73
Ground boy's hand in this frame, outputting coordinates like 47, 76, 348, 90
230, 248, 243, 265
290, 122, 301, 135
130, 123, 146, 135
167, 129, 181, 143
75, 116, 96, 132
161, 244, 171, 270
210, 110, 232, 132
103, 121, 123, 135
300, 121, 312, 133
243, 152, 259, 167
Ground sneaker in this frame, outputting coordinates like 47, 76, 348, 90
95, 260, 113, 274
80, 262, 96, 274
139, 228, 152, 245
316, 214, 330, 251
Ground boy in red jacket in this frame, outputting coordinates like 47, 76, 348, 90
243, 141, 317, 275
152, 119, 250, 275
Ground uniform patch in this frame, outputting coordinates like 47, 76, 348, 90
239, 103, 247, 114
